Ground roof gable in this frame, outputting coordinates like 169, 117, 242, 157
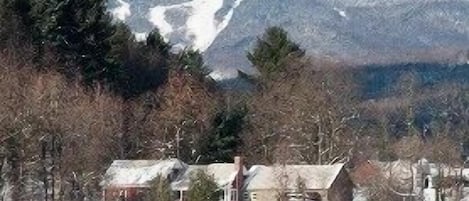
171, 163, 247, 191
101, 159, 187, 188
246, 163, 345, 190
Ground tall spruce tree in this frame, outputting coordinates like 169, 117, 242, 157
177, 49, 210, 78
0, 0, 32, 46
146, 29, 170, 57
118, 29, 170, 98
0, 0, 173, 97
247, 26, 304, 78
199, 106, 246, 163
30, 0, 124, 88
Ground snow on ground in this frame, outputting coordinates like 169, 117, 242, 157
111, 0, 131, 21
209, 68, 240, 81
148, 6, 174, 40
217, 0, 244, 35
134, 32, 148, 42
149, 0, 243, 52
333, 7, 348, 19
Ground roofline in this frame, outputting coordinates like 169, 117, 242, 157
325, 163, 348, 189
244, 163, 346, 190
246, 187, 328, 191
103, 184, 151, 188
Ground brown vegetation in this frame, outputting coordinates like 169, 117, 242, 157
0, 46, 221, 200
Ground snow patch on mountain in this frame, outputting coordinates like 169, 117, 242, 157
111, 0, 131, 21
148, 6, 174, 40
332, 0, 464, 7
218, 0, 244, 34
148, 0, 243, 52
333, 7, 348, 19
134, 32, 148, 41
209, 69, 239, 81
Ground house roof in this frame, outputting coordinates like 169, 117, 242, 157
101, 159, 187, 188
245, 163, 345, 191
171, 163, 248, 191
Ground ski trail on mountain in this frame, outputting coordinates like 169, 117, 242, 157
148, 0, 244, 52
112, 0, 131, 21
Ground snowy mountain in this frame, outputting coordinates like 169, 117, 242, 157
109, 0, 242, 51
108, 0, 469, 79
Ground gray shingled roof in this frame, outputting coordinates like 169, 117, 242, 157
101, 159, 187, 188
101, 160, 247, 190
172, 163, 248, 191
245, 163, 345, 190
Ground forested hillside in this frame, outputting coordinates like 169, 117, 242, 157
1, 1, 469, 201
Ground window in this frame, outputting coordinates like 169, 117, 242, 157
285, 192, 322, 201
118, 190, 127, 201
286, 192, 302, 201
174, 191, 182, 199
306, 192, 322, 201
230, 189, 238, 201
243, 192, 249, 201
250, 193, 257, 201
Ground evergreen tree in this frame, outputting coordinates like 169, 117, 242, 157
0, 0, 31, 23
177, 49, 211, 78
108, 22, 134, 62
29, 0, 124, 87
146, 29, 170, 57
247, 26, 304, 78
187, 170, 220, 201
199, 106, 247, 163
0, 0, 32, 46
2, 0, 173, 97
146, 174, 173, 201
118, 29, 170, 98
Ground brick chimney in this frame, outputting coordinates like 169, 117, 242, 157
234, 156, 244, 201
234, 156, 243, 172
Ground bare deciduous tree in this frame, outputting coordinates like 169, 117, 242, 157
0, 50, 124, 201
243, 58, 359, 165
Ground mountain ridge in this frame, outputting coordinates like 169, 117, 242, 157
109, 0, 469, 78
